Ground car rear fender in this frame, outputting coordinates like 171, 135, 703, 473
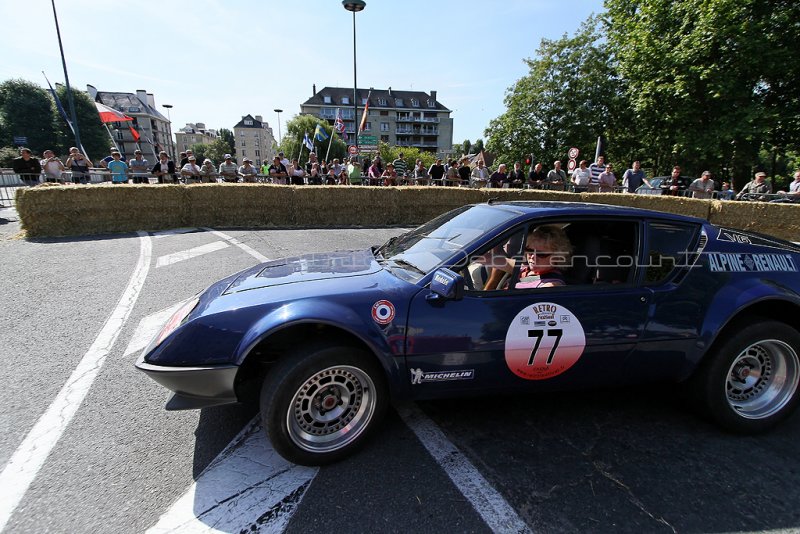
681, 279, 800, 380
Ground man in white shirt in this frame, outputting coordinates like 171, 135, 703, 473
41, 150, 66, 183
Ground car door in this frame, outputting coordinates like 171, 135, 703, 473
403, 219, 652, 397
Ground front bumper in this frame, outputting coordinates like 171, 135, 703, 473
135, 353, 239, 410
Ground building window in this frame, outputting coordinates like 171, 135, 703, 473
320, 107, 336, 119
364, 122, 371, 131
244, 119, 253, 126
411, 99, 419, 107
380, 122, 390, 132
342, 96, 350, 105
241, 140, 246, 147
380, 110, 389, 116
116, 130, 123, 140
323, 95, 332, 104
427, 99, 436, 108
395, 98, 404, 107
377, 98, 387, 106
361, 97, 368, 105
242, 150, 247, 157
255, 150, 260, 157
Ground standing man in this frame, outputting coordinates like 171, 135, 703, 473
152, 151, 176, 184
108, 151, 129, 184
238, 158, 258, 183
490, 163, 509, 188
571, 160, 591, 191
688, 171, 715, 199
621, 161, 652, 193
428, 158, 445, 185
40, 150, 66, 183
774, 170, 800, 202
268, 156, 288, 184
218, 154, 238, 183
470, 160, 490, 188
181, 155, 202, 183
546, 160, 567, 191
457, 158, 471, 185
661, 166, 691, 196
597, 164, 617, 193
12, 148, 42, 185
508, 162, 526, 188
128, 149, 150, 184
305, 152, 319, 174
392, 153, 407, 179
736, 171, 772, 201
589, 155, 605, 188
527, 162, 547, 188
100, 146, 126, 168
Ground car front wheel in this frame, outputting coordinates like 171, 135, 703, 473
260, 345, 387, 465
694, 319, 800, 433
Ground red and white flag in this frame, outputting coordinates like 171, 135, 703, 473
358, 91, 371, 134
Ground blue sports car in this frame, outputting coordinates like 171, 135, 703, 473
137, 201, 800, 465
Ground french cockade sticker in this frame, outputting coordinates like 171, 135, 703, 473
505, 302, 586, 380
371, 299, 395, 325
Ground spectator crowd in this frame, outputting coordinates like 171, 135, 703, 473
9, 146, 800, 203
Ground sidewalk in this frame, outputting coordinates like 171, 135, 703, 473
0, 205, 22, 240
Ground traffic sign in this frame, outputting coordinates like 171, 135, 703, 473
13, 136, 28, 145
568, 147, 580, 160
567, 159, 577, 172
348, 145, 358, 155
358, 135, 377, 145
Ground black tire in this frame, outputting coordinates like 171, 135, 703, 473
691, 319, 800, 433
259, 344, 388, 466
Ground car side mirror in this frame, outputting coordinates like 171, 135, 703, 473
428, 268, 464, 301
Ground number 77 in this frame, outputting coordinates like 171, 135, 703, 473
527, 329, 564, 366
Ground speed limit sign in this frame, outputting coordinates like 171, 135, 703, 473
568, 147, 579, 160
348, 145, 358, 155
567, 159, 577, 172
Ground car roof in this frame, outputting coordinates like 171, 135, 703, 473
482, 200, 708, 225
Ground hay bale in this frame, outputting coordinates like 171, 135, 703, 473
479, 188, 577, 203
396, 186, 482, 225
185, 183, 294, 228
294, 185, 399, 227
577, 192, 712, 219
709, 200, 800, 241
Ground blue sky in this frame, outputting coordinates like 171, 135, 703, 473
1, 0, 605, 145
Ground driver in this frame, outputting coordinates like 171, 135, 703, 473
478, 225, 572, 289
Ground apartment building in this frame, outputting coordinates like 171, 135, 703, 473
232, 114, 276, 167
300, 86, 453, 156
175, 123, 218, 155
87, 85, 173, 161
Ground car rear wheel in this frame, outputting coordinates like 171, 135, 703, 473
260, 345, 387, 466
693, 319, 800, 433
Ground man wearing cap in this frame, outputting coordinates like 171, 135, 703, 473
218, 154, 238, 183
100, 146, 126, 168
180, 149, 197, 168
736, 171, 772, 201
689, 171, 715, 199
181, 155, 202, 184
238, 158, 258, 183
200, 159, 217, 183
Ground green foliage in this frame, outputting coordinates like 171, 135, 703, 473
0, 79, 57, 154
196, 139, 235, 165
0, 146, 21, 167
52, 86, 109, 161
377, 143, 436, 173
460, 139, 472, 156
472, 139, 484, 155
282, 114, 346, 166
485, 16, 631, 172
218, 128, 235, 156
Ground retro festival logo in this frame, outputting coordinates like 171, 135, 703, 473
504, 302, 586, 380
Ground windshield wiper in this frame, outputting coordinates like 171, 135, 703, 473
389, 257, 425, 274
375, 235, 399, 257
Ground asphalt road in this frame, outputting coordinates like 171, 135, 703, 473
1, 222, 799, 533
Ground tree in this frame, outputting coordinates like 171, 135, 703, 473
218, 128, 235, 156
484, 16, 630, 171
0, 79, 57, 154
378, 143, 437, 174
52, 86, 109, 161
197, 139, 236, 165
472, 138, 484, 155
605, 0, 800, 184
281, 114, 346, 167
460, 139, 472, 156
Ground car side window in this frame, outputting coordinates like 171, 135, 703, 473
644, 222, 699, 284
461, 228, 527, 292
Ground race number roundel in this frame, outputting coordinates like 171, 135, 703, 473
372, 300, 395, 325
505, 302, 586, 380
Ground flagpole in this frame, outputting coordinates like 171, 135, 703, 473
325, 129, 335, 162
50, 0, 82, 153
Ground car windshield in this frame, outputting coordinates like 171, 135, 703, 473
375, 204, 519, 281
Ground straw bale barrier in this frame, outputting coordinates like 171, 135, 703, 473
15, 184, 800, 241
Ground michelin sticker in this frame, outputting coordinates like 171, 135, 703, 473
505, 302, 586, 380
371, 299, 395, 325
410, 368, 475, 385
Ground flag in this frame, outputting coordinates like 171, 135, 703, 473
334, 109, 346, 134
95, 101, 133, 123
314, 124, 329, 141
44, 75, 71, 129
594, 135, 605, 162
129, 126, 140, 142
358, 90, 371, 133
303, 132, 314, 151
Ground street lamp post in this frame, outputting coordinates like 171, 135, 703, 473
162, 104, 173, 161
343, 0, 365, 153
273, 108, 283, 150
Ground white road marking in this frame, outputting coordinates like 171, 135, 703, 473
147, 418, 317, 534
397, 403, 532, 534
156, 241, 230, 268
0, 231, 152, 533
203, 228, 270, 263
123, 302, 183, 357
153, 228, 199, 238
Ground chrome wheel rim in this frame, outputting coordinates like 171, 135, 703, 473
287, 365, 377, 453
726, 339, 799, 419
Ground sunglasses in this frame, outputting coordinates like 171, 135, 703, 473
525, 248, 553, 257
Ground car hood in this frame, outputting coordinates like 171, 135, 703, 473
223, 248, 381, 294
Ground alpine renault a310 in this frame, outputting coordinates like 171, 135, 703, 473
136, 201, 800, 465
